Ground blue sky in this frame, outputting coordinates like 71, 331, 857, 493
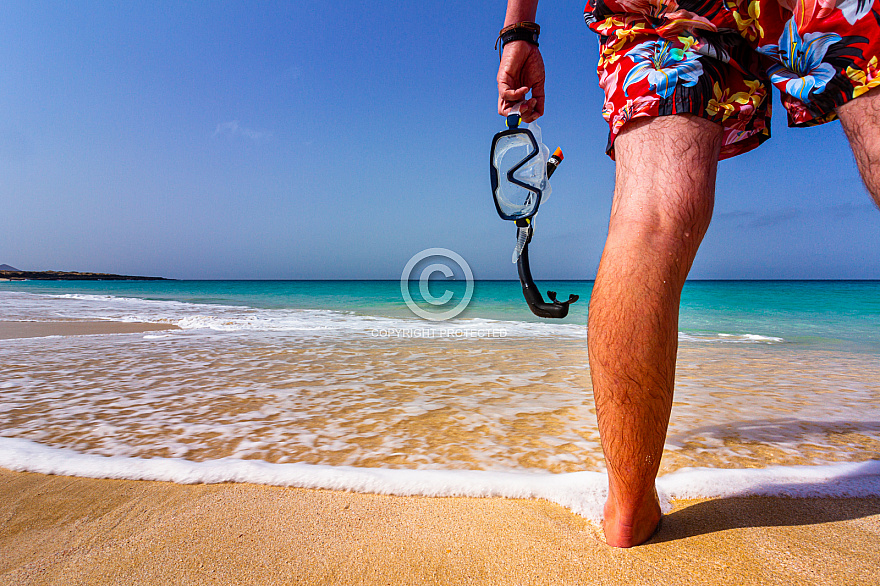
2, 1, 878, 280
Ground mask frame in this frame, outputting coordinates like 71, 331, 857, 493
489, 114, 543, 221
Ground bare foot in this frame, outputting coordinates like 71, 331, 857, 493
601, 489, 662, 548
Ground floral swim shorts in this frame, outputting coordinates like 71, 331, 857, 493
585, 0, 880, 159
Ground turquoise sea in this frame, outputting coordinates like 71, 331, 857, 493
2, 279, 879, 351
1, 279, 879, 519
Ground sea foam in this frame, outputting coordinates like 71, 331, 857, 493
2, 438, 878, 523
0, 291, 785, 343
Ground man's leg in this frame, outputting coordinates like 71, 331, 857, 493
837, 86, 880, 207
588, 114, 722, 547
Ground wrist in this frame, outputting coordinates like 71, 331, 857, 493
495, 22, 540, 52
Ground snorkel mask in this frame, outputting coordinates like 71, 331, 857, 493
490, 107, 547, 222
490, 106, 578, 319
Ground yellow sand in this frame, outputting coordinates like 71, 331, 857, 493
0, 321, 178, 340
1, 469, 878, 585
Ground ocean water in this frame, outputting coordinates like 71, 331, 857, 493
1, 280, 879, 521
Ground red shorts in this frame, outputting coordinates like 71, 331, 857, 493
585, 0, 880, 159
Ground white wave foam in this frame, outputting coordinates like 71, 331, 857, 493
5, 291, 788, 344
0, 291, 587, 339
57, 293, 140, 302
719, 333, 784, 342
2, 438, 878, 523
658, 461, 880, 499
0, 437, 611, 521
679, 332, 784, 344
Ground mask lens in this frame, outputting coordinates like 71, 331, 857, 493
492, 131, 540, 220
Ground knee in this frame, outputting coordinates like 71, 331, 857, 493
609, 195, 713, 253
603, 203, 712, 286
838, 87, 880, 205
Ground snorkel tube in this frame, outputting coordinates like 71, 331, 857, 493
513, 151, 578, 319
490, 110, 579, 319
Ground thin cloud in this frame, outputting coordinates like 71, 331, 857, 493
716, 208, 802, 229
717, 201, 877, 228
212, 121, 272, 141
828, 201, 877, 218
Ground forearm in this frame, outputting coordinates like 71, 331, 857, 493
504, 0, 538, 26
498, 0, 544, 122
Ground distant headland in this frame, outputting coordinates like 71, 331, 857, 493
0, 265, 168, 281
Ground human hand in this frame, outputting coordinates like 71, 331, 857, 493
497, 40, 545, 123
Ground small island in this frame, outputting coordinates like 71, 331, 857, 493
0, 265, 167, 281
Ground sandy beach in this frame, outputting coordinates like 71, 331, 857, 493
0, 321, 178, 340
1, 469, 878, 585
2, 289, 879, 584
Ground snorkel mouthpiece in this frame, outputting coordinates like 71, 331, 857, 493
515, 223, 579, 319
511, 150, 579, 319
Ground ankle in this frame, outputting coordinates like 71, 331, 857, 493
607, 486, 660, 518
602, 489, 662, 548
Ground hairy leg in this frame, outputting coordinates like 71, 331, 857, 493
837, 86, 880, 208
588, 115, 722, 547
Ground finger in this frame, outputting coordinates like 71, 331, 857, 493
500, 98, 523, 116
527, 79, 545, 121
498, 96, 519, 117
518, 99, 535, 122
520, 98, 543, 123
500, 87, 529, 104
499, 91, 530, 116
532, 94, 545, 119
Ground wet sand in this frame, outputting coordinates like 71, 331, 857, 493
0, 321, 178, 340
1, 469, 878, 585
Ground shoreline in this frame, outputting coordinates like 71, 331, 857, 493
0, 270, 167, 281
1, 469, 878, 585
2, 288, 879, 584
0, 320, 179, 340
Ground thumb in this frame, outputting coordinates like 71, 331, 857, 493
500, 87, 530, 103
